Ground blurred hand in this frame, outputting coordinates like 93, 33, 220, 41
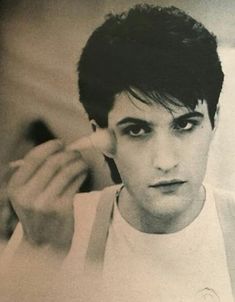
7, 139, 88, 253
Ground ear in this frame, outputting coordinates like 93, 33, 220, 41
90, 119, 99, 132
213, 105, 220, 134
89, 120, 116, 158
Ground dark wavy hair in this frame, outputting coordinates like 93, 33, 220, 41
78, 4, 224, 182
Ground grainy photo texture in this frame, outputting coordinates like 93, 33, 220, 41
0, 1, 234, 302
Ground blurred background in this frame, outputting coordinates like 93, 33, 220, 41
0, 0, 234, 247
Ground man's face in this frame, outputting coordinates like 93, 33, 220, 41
107, 92, 215, 231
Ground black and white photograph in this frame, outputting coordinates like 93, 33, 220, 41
0, 1, 234, 301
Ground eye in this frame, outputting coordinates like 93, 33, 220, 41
174, 120, 198, 131
124, 125, 151, 137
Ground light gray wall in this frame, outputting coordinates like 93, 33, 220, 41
0, 0, 234, 190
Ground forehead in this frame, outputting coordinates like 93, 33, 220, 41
108, 92, 208, 125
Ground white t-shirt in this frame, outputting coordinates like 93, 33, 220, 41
101, 184, 233, 302
2, 185, 233, 302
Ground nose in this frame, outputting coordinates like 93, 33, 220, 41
152, 132, 179, 173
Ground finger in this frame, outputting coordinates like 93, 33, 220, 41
48, 176, 87, 212
24, 151, 82, 197
60, 171, 88, 199
39, 158, 88, 202
10, 139, 64, 187
56, 172, 88, 212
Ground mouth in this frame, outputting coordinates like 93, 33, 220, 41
149, 180, 186, 193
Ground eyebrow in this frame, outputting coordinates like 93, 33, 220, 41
116, 112, 204, 126
116, 117, 151, 126
173, 112, 204, 122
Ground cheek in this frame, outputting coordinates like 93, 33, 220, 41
114, 144, 149, 184
115, 154, 140, 176
183, 130, 213, 176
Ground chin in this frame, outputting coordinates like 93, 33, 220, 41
144, 195, 191, 219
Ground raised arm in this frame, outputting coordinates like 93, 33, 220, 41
7, 139, 88, 254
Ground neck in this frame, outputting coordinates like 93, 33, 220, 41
118, 186, 206, 234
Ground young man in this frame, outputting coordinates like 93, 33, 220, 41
3, 4, 235, 302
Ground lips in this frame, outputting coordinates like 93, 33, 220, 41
149, 180, 186, 193
149, 180, 186, 188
